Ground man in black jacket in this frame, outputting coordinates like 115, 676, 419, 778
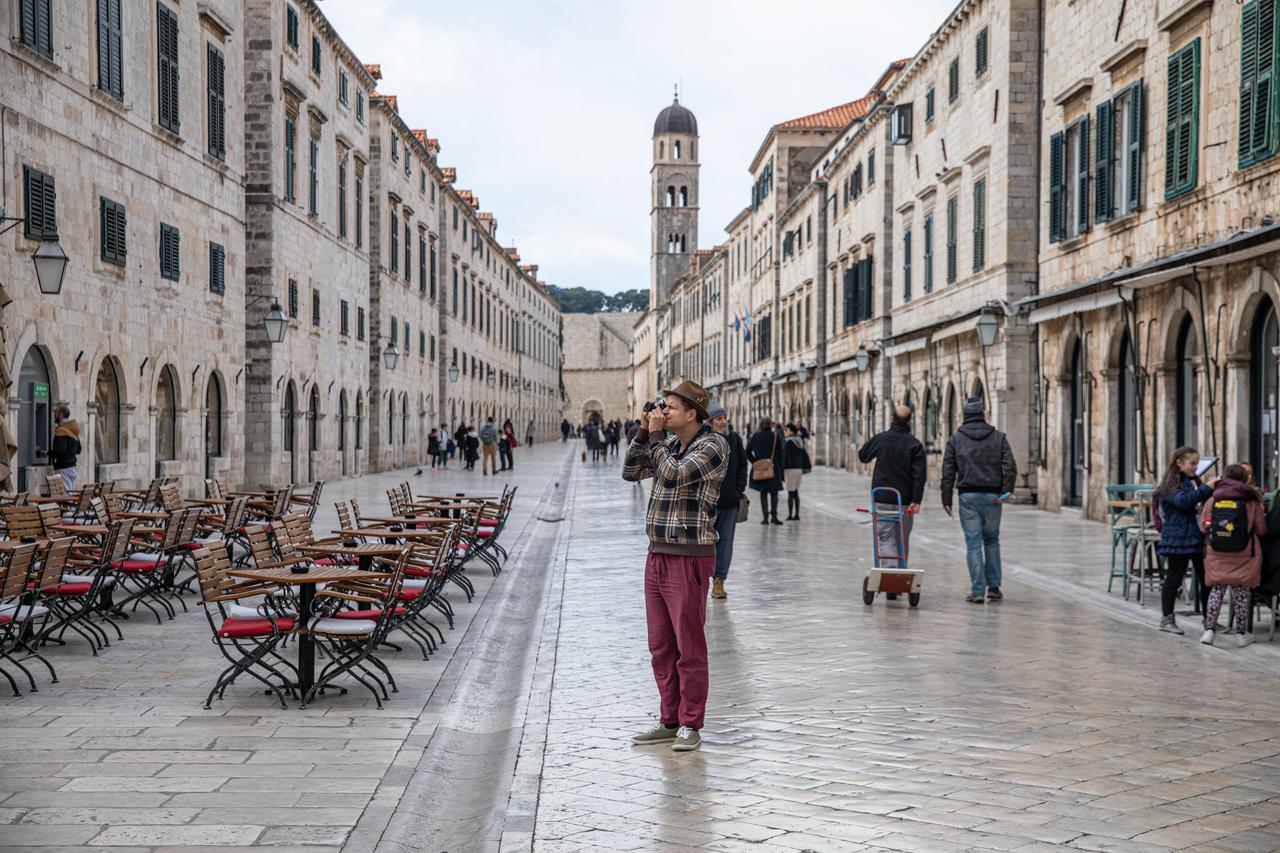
858, 405, 926, 569
941, 397, 1017, 603
708, 402, 747, 600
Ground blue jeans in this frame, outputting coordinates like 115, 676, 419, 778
959, 492, 1003, 596
714, 506, 738, 580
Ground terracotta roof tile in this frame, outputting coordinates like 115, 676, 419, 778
364, 64, 382, 81
441, 167, 456, 184
411, 129, 428, 145
776, 92, 878, 130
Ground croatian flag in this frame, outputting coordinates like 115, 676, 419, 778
733, 312, 741, 333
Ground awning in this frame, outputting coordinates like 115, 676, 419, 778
1027, 288, 1123, 324
931, 314, 977, 343
882, 337, 928, 358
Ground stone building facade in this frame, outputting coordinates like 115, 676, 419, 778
562, 312, 636, 425
4, 0, 563, 495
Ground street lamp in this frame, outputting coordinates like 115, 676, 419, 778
854, 345, 870, 373
382, 340, 399, 370
976, 307, 999, 348
797, 365, 809, 383
486, 370, 496, 388
736, 379, 745, 394
448, 363, 460, 383
32, 238, 69, 295
262, 300, 287, 343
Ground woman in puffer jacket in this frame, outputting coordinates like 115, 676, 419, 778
1198, 464, 1268, 647
1154, 446, 1213, 635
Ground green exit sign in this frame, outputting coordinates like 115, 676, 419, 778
32, 383, 49, 401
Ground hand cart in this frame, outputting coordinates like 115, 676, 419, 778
856, 486, 922, 607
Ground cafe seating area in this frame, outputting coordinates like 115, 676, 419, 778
0, 474, 516, 709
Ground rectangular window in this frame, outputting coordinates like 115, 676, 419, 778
405, 151, 411, 178
354, 169, 363, 247
922, 212, 934, 293
311, 34, 321, 76
404, 321, 410, 353
389, 317, 398, 348
312, 288, 320, 326
419, 331, 426, 359
340, 299, 350, 336
308, 136, 319, 216
20, 0, 53, 59
948, 57, 960, 103
1166, 39, 1201, 199
1240, 1, 1278, 167
903, 226, 912, 301
389, 209, 399, 274
404, 222, 411, 277
1114, 82, 1144, 215
339, 69, 349, 106
99, 197, 127, 265
356, 91, 365, 123
288, 278, 298, 317
452, 268, 459, 314
337, 160, 347, 238
842, 267, 855, 327
286, 4, 299, 50
207, 45, 226, 160
22, 166, 56, 239
97, 0, 124, 99
357, 306, 365, 340
208, 241, 225, 294
284, 115, 297, 202
975, 26, 989, 77
925, 85, 935, 123
391, 135, 399, 162
972, 177, 987, 272
430, 245, 438, 298
945, 195, 958, 284
867, 149, 876, 185
418, 235, 427, 293
159, 223, 180, 281
157, 3, 181, 133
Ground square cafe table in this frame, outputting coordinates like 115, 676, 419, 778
302, 542, 403, 572
226, 563, 387, 696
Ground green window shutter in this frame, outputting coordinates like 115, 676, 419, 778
1125, 82, 1144, 212
288, 278, 298, 317
100, 198, 126, 265
284, 116, 296, 202
287, 5, 298, 50
207, 45, 226, 160
157, 3, 180, 134
1165, 39, 1201, 199
842, 268, 854, 327
1240, 0, 1278, 166
404, 223, 411, 277
972, 178, 986, 272
946, 196, 958, 283
97, 0, 123, 99
22, 0, 53, 59
976, 27, 989, 77
1095, 102, 1114, 222
312, 289, 320, 326
1076, 115, 1091, 233
903, 227, 912, 301
1049, 131, 1065, 241
1241, 0, 1261, 165
949, 57, 960, 102
923, 213, 934, 293
23, 166, 55, 239
308, 137, 318, 216
209, 242, 225, 294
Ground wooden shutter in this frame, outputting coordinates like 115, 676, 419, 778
1126, 83, 1144, 212
842, 268, 854, 327
1242, 0, 1261, 165
22, 0, 52, 58
97, 0, 112, 92
1165, 40, 1200, 199
1075, 115, 1090, 234
312, 289, 320, 326
20, 0, 37, 51
1241, 0, 1278, 166
100, 198, 126, 264
209, 242, 225, 294
946, 196, 958, 283
157, 3, 180, 133
207, 45, 226, 160
976, 27, 989, 77
856, 259, 869, 322
949, 57, 959, 102
923, 214, 934, 293
1048, 131, 1065, 241
903, 227, 912, 301
23, 166, 51, 239
972, 178, 986, 272
1095, 102, 1114, 222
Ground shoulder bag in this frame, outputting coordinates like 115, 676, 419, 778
751, 433, 777, 481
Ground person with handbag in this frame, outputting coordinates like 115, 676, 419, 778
708, 402, 747, 600
747, 417, 785, 525
782, 423, 812, 521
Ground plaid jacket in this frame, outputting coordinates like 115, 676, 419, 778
622, 425, 729, 555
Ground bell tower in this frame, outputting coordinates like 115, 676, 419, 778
650, 90, 700, 309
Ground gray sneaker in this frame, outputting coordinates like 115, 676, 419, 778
631, 723, 678, 745
1159, 616, 1185, 635
671, 726, 701, 752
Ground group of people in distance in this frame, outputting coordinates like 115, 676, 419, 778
426, 418, 534, 473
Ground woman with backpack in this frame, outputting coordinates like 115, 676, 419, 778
1199, 464, 1268, 647
1154, 446, 1213, 635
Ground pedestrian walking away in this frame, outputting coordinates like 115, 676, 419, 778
427, 426, 441, 469
49, 406, 81, 492
858, 405, 926, 570
480, 417, 499, 475
561, 419, 572, 441
1198, 463, 1267, 647
464, 427, 480, 470
940, 397, 1016, 603
781, 423, 811, 521
622, 380, 728, 752
1154, 446, 1214, 633
526, 419, 536, 448
708, 402, 747, 600
746, 418, 785, 525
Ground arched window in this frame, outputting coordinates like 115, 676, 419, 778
307, 386, 320, 453
666, 186, 675, 207
679, 234, 687, 253
679, 186, 688, 206
1117, 330, 1138, 484
401, 392, 409, 445
17, 347, 54, 490
658, 141, 664, 159
95, 359, 123, 465
1069, 340, 1085, 506
1251, 298, 1279, 490
355, 392, 364, 450
924, 386, 939, 451
673, 140, 681, 159
338, 391, 347, 452
205, 373, 224, 460
156, 365, 178, 462
387, 393, 395, 446
1175, 317, 1199, 449
283, 382, 297, 455
852, 393, 862, 445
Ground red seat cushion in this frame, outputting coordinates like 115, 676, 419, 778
313, 558, 335, 566
476, 529, 494, 539
331, 607, 406, 620
42, 581, 92, 596
405, 566, 431, 578
397, 587, 423, 601
181, 542, 203, 551
216, 616, 295, 638
0, 614, 9, 625
478, 519, 499, 527
111, 559, 162, 573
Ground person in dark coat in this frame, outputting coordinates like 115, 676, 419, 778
708, 403, 747, 599
427, 427, 441, 469
859, 405, 926, 567
782, 424, 811, 520
746, 417, 785, 525
49, 406, 82, 492
1154, 445, 1213, 634
1198, 465, 1268, 647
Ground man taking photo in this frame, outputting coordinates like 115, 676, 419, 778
858, 405, 926, 572
622, 380, 728, 753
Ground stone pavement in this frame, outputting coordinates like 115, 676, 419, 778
523, 456, 1280, 853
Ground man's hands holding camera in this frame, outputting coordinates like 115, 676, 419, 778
641, 398, 668, 433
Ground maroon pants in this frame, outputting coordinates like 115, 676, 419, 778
644, 552, 713, 729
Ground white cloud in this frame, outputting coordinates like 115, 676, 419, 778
325, 0, 956, 293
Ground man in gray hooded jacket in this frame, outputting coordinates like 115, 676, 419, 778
941, 397, 1017, 603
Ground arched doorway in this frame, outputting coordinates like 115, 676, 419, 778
582, 399, 603, 425
155, 365, 178, 476
1068, 339, 1085, 506
16, 347, 54, 491
1251, 297, 1279, 491
205, 372, 224, 480
95, 358, 124, 478
283, 381, 297, 483
1117, 329, 1138, 484
307, 386, 320, 482
1175, 316, 1199, 450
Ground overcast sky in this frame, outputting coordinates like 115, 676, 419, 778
326, 1, 958, 295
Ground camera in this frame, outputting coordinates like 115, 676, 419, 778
643, 397, 667, 414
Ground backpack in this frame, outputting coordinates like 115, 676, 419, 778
1206, 497, 1251, 553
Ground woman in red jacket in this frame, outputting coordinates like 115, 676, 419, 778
1199, 464, 1268, 647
